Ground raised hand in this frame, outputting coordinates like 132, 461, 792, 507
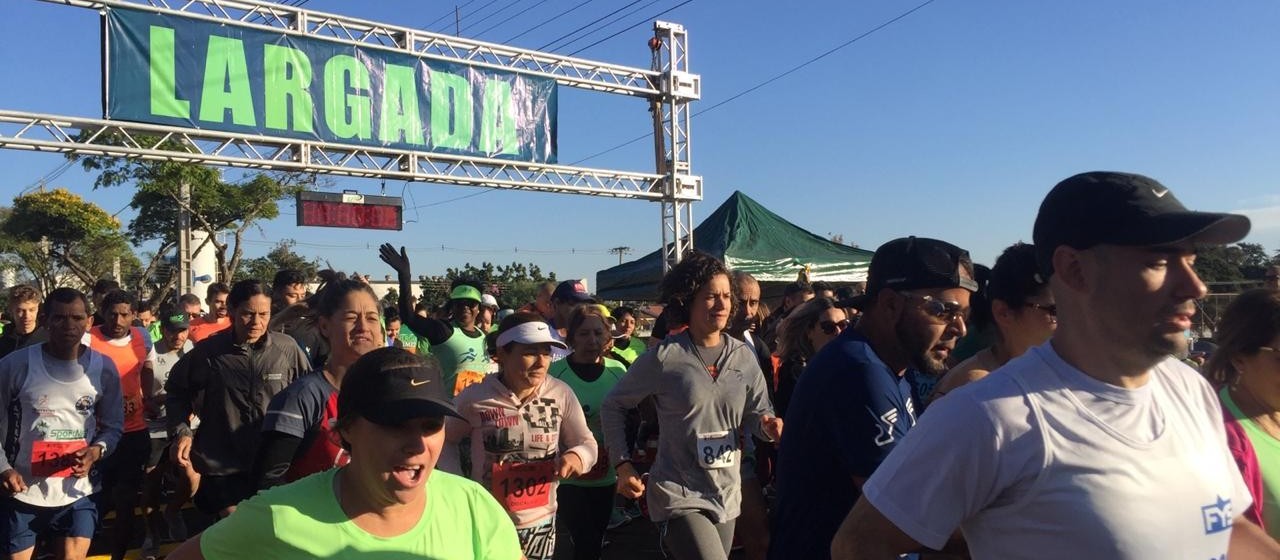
378, 243, 412, 278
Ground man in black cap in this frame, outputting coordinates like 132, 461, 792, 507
833, 172, 1280, 559
769, 236, 977, 560
547, 279, 593, 361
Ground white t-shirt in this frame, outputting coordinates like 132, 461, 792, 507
863, 342, 1251, 560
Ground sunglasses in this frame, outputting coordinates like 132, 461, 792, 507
819, 319, 851, 335
900, 292, 968, 324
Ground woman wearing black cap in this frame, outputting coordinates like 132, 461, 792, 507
166, 347, 523, 559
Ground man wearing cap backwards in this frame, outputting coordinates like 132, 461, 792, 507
448, 312, 596, 560
166, 347, 523, 560
380, 244, 490, 397
769, 237, 977, 560
833, 172, 1280, 559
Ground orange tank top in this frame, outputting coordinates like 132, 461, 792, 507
88, 327, 150, 433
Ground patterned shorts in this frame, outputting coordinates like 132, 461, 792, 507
515, 516, 557, 560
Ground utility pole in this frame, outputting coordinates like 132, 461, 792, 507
177, 181, 192, 299
609, 246, 632, 265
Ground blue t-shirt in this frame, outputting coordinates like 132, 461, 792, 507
768, 330, 918, 560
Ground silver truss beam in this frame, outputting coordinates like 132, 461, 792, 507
0, 111, 667, 199
37, 0, 661, 97
653, 22, 701, 273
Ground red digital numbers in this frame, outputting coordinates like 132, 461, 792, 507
299, 200, 401, 231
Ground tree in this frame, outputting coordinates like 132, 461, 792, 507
417, 261, 557, 309
236, 240, 321, 287
380, 288, 400, 310
74, 131, 320, 293
0, 189, 140, 292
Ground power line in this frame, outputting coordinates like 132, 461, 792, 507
537, 0, 650, 52
438, 0, 500, 33
472, 0, 550, 39
410, 188, 498, 210
19, 158, 79, 196
570, 0, 940, 164
460, 0, 523, 33
566, 0, 692, 57
552, 0, 661, 52
423, 0, 476, 29
503, 0, 595, 44
241, 238, 615, 255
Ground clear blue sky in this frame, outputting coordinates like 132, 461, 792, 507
3, 0, 1278, 287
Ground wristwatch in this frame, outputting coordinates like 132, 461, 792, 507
92, 441, 108, 456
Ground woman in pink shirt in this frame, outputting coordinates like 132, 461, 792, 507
448, 312, 598, 560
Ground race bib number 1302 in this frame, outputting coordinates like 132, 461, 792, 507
492, 460, 556, 512
696, 431, 735, 470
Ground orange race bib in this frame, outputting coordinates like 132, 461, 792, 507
30, 440, 86, 478
491, 460, 556, 512
453, 370, 486, 396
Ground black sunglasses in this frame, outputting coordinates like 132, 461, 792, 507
819, 319, 851, 335
900, 292, 968, 324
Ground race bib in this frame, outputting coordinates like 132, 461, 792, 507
453, 370, 486, 396
491, 460, 556, 512
124, 393, 141, 418
31, 440, 86, 478
696, 431, 736, 470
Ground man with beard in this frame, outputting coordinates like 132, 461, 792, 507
832, 172, 1280, 559
768, 237, 976, 560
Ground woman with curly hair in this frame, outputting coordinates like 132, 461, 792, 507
601, 251, 782, 559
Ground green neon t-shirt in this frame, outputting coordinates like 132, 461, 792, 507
199, 468, 523, 560
549, 357, 627, 487
1223, 389, 1280, 541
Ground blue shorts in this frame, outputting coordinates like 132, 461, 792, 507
1, 496, 97, 553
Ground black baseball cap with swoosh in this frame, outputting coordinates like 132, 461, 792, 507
338, 347, 462, 425
1033, 171, 1251, 277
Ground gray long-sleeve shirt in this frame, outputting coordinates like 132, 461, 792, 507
600, 331, 774, 523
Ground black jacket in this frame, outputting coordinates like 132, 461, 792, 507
165, 330, 310, 475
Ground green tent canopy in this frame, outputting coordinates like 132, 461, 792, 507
596, 191, 874, 301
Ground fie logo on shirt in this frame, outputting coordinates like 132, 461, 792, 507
1200, 496, 1233, 534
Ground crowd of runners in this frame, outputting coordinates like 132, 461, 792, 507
1, 170, 1280, 559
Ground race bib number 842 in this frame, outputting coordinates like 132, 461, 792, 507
696, 431, 736, 470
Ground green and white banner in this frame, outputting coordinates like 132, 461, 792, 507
105, 7, 558, 163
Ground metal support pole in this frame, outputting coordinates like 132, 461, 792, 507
176, 181, 192, 298
651, 22, 702, 274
